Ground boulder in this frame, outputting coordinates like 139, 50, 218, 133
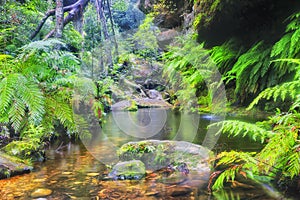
108, 160, 146, 180
118, 140, 212, 172
117, 140, 212, 189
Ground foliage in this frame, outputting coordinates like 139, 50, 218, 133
163, 33, 221, 112
209, 39, 240, 73
0, 39, 84, 159
225, 42, 272, 102
3, 125, 47, 160
209, 120, 273, 143
210, 90, 300, 191
224, 12, 300, 105
0, 0, 49, 53
132, 14, 160, 59
248, 59, 300, 110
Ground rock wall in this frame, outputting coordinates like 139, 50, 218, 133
194, 0, 300, 47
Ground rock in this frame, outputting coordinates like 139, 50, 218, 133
108, 160, 146, 180
0, 152, 32, 179
30, 188, 52, 198
111, 98, 172, 111
147, 89, 163, 100
118, 140, 212, 189
157, 29, 179, 50
170, 186, 193, 197
86, 172, 99, 177
119, 140, 212, 171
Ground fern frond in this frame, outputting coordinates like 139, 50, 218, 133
209, 39, 239, 72
209, 120, 273, 143
20, 39, 65, 53
248, 80, 300, 110
45, 96, 76, 133
258, 129, 297, 174
16, 75, 45, 125
284, 149, 300, 179
0, 74, 18, 113
212, 151, 258, 190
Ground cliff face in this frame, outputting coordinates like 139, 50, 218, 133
138, 0, 193, 29
139, 0, 300, 47
193, 0, 300, 47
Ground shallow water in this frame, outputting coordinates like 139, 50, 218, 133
0, 109, 292, 199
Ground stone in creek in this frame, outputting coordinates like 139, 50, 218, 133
61, 171, 72, 175
87, 172, 99, 177
169, 186, 193, 197
30, 188, 52, 198
108, 160, 146, 180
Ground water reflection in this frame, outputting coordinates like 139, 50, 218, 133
0, 109, 283, 199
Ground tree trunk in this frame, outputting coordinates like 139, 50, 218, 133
106, 0, 119, 58
95, 0, 113, 74
55, 0, 64, 38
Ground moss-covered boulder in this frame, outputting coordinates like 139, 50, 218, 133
108, 160, 146, 180
118, 140, 212, 173
117, 140, 212, 188
0, 151, 32, 179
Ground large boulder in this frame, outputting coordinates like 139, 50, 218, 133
117, 140, 212, 188
118, 140, 212, 171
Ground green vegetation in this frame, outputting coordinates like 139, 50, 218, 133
0, 0, 299, 198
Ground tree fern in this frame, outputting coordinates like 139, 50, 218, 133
210, 107, 300, 191
0, 73, 44, 131
44, 95, 76, 133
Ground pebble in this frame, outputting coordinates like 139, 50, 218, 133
86, 172, 99, 177
30, 188, 52, 198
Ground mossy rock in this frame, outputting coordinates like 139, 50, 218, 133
108, 160, 146, 180
0, 151, 32, 179
118, 140, 212, 173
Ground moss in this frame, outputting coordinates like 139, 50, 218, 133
126, 100, 138, 111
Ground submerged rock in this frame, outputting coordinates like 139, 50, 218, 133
30, 188, 52, 198
108, 160, 146, 180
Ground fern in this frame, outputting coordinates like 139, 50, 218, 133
45, 95, 76, 133
209, 120, 273, 143
226, 42, 271, 101
212, 151, 258, 190
0, 73, 44, 130
163, 34, 221, 111
247, 59, 300, 109
209, 39, 240, 73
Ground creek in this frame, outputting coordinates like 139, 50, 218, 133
0, 108, 292, 199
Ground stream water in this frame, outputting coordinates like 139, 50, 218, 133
0, 109, 293, 199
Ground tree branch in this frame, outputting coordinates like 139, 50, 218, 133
31, 0, 89, 40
